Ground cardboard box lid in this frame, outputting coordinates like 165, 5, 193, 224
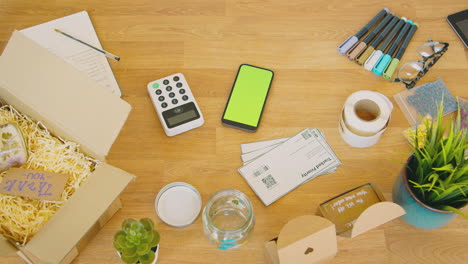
277, 215, 337, 264
0, 31, 131, 160
346, 201, 405, 238
264, 240, 280, 264
22, 162, 135, 263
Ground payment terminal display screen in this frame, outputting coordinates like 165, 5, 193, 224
222, 64, 274, 131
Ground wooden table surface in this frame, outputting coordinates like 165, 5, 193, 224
1, 0, 468, 263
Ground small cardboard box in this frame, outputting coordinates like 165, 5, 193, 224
0, 31, 134, 263
265, 215, 337, 264
318, 183, 405, 238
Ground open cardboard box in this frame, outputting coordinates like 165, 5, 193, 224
0, 31, 134, 263
318, 183, 405, 238
264, 215, 337, 264
265, 184, 405, 263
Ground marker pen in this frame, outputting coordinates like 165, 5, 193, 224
347, 14, 394, 61
356, 16, 399, 65
372, 20, 412, 75
338, 8, 390, 55
367, 18, 407, 73
383, 22, 419, 80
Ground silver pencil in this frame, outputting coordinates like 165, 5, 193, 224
54, 29, 120, 61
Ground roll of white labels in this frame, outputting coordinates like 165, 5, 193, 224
339, 91, 393, 148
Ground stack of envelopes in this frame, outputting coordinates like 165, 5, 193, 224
238, 129, 342, 206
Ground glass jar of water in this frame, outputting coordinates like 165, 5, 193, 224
202, 189, 254, 250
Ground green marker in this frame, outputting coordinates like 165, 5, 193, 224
383, 22, 419, 80
372, 19, 411, 75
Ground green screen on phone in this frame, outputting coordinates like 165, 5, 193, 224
223, 65, 273, 129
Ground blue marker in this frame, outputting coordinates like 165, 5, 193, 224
372, 19, 413, 75
383, 22, 419, 79
364, 17, 407, 70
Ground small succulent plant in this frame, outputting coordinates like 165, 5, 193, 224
114, 218, 160, 264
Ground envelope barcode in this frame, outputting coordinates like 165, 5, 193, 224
253, 165, 269, 177
301, 130, 312, 140
262, 174, 277, 189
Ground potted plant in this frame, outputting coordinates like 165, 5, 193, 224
393, 105, 468, 229
113, 218, 160, 264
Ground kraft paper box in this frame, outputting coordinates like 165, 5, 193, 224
0, 31, 134, 264
318, 183, 405, 238
264, 215, 337, 264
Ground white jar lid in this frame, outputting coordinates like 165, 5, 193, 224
155, 182, 202, 227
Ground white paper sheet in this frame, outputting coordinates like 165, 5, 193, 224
20, 11, 122, 97
240, 137, 290, 154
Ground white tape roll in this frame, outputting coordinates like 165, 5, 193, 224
343, 91, 393, 135
339, 112, 389, 148
340, 91, 393, 148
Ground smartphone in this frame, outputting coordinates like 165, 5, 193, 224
221, 64, 274, 132
447, 9, 468, 48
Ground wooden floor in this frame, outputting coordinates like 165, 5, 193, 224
1, 0, 468, 263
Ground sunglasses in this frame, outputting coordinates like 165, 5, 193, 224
393, 40, 449, 89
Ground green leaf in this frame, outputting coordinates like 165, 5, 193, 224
140, 229, 149, 240
140, 218, 154, 231
456, 185, 467, 197
136, 242, 151, 256
427, 173, 439, 191
121, 253, 139, 264
150, 230, 160, 246
125, 240, 135, 249
438, 205, 468, 219
142, 228, 154, 244
409, 180, 427, 200
452, 164, 468, 182
440, 138, 448, 165
450, 198, 468, 204
113, 231, 127, 250
443, 169, 457, 186
131, 221, 145, 233
432, 164, 454, 172
122, 219, 137, 233
113, 241, 123, 252
139, 250, 156, 264
430, 185, 467, 204
121, 245, 137, 258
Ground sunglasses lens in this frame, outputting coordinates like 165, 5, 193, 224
418, 42, 445, 58
398, 61, 424, 79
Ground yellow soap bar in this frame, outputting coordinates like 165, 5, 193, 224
0, 123, 28, 171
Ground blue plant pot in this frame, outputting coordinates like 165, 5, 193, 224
392, 156, 456, 229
